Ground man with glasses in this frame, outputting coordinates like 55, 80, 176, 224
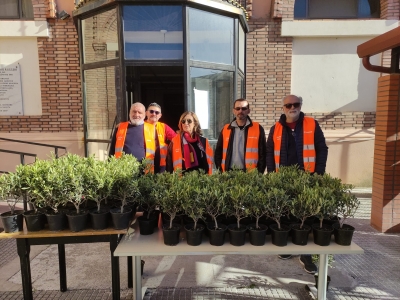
266, 94, 328, 274
214, 98, 267, 173
145, 103, 176, 173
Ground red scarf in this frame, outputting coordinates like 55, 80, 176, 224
182, 132, 200, 170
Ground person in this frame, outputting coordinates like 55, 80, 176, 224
214, 98, 267, 173
266, 94, 328, 274
166, 111, 213, 174
109, 102, 161, 173
145, 102, 177, 173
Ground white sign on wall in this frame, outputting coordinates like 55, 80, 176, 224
0, 63, 23, 116
194, 88, 209, 129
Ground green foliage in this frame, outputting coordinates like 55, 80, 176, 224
203, 172, 228, 229
0, 172, 23, 214
136, 172, 158, 218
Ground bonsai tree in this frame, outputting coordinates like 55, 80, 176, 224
180, 170, 207, 230
0, 173, 22, 214
245, 172, 269, 229
154, 171, 183, 229
313, 185, 336, 229
203, 172, 228, 230
83, 156, 115, 213
109, 154, 141, 213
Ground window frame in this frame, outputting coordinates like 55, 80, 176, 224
0, 0, 33, 20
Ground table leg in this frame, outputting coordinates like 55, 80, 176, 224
58, 244, 67, 292
16, 239, 33, 300
110, 235, 121, 300
317, 254, 328, 300
133, 256, 142, 300
128, 256, 133, 288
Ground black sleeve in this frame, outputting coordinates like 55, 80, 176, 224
314, 121, 328, 175
166, 142, 174, 173
214, 131, 224, 171
257, 125, 267, 173
108, 128, 117, 157
265, 125, 276, 173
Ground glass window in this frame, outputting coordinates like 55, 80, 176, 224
0, 0, 33, 19
190, 67, 233, 141
294, 0, 380, 19
123, 6, 183, 60
84, 66, 120, 144
238, 23, 245, 72
188, 8, 234, 65
82, 8, 119, 64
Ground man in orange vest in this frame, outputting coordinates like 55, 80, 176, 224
145, 103, 176, 173
214, 98, 267, 173
266, 94, 328, 274
109, 102, 162, 172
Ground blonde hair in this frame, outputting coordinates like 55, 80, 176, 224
178, 111, 203, 136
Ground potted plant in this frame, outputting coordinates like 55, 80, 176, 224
181, 171, 207, 246
136, 172, 159, 235
203, 172, 228, 246
332, 183, 360, 245
155, 171, 183, 245
83, 156, 115, 230
0, 172, 24, 233
225, 170, 252, 246
246, 172, 269, 246
109, 154, 141, 229
265, 171, 291, 246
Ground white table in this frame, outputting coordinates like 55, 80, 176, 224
115, 223, 363, 300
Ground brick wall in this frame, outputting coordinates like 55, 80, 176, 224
0, 0, 82, 133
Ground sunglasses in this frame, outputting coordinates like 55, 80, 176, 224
148, 110, 161, 115
283, 103, 301, 109
234, 106, 248, 111
181, 119, 193, 124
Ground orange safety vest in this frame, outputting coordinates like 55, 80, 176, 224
272, 117, 316, 172
171, 134, 213, 174
114, 122, 157, 172
221, 123, 260, 171
152, 122, 168, 168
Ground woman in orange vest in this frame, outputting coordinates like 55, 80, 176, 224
166, 111, 213, 174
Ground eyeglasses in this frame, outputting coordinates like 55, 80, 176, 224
148, 110, 161, 115
283, 103, 301, 109
234, 106, 248, 111
181, 119, 193, 124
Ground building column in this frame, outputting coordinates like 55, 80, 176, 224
371, 74, 400, 232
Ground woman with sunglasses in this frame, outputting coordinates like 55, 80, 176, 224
166, 111, 213, 174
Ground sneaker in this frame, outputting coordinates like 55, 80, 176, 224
299, 255, 317, 274
278, 254, 292, 260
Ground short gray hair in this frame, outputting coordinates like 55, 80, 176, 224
147, 102, 161, 112
282, 95, 303, 105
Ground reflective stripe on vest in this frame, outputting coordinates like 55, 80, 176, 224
221, 123, 260, 171
171, 134, 213, 175
272, 117, 316, 172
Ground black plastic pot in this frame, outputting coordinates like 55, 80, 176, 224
110, 207, 132, 230
247, 223, 267, 246
66, 211, 88, 232
46, 211, 67, 231
89, 209, 110, 230
269, 223, 290, 247
333, 223, 355, 246
23, 210, 45, 232
312, 223, 333, 246
162, 223, 181, 246
0, 210, 24, 233
208, 224, 227, 246
291, 224, 311, 246
184, 223, 205, 246
138, 215, 157, 235
227, 224, 247, 246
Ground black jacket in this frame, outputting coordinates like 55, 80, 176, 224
214, 117, 267, 173
266, 112, 328, 175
